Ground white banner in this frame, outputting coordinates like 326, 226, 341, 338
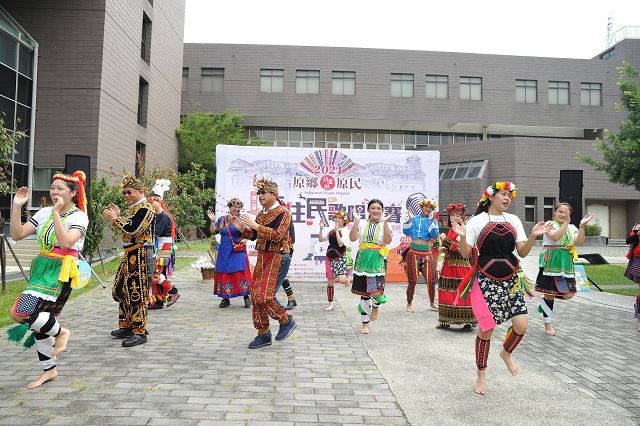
215, 145, 440, 281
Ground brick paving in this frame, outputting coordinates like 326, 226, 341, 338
0, 252, 638, 425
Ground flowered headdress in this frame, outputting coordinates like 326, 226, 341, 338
52, 170, 87, 212
253, 174, 278, 195
419, 198, 437, 210
478, 181, 517, 208
226, 198, 244, 208
332, 210, 350, 224
121, 172, 145, 191
446, 203, 467, 215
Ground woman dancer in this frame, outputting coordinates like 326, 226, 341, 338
451, 181, 550, 395
319, 210, 350, 311
437, 203, 476, 329
624, 222, 640, 331
535, 203, 593, 335
349, 200, 392, 334
8, 172, 89, 388
208, 198, 251, 308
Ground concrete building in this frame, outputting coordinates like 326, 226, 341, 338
181, 34, 640, 238
0, 0, 185, 221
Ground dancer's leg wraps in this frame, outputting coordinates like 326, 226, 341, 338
282, 280, 294, 298
476, 336, 490, 370
540, 298, 554, 324
359, 296, 372, 323
30, 312, 61, 371
327, 285, 334, 302
503, 326, 524, 353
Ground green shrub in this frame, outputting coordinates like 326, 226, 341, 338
584, 223, 602, 237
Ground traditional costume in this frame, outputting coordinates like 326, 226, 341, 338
402, 199, 439, 306
243, 177, 296, 348
437, 204, 476, 327
110, 175, 155, 341
324, 211, 350, 305
147, 179, 180, 308
624, 227, 640, 320
535, 220, 579, 324
8, 171, 89, 373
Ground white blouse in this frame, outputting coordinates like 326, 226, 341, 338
29, 207, 89, 251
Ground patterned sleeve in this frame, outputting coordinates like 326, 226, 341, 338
112, 206, 155, 240
257, 209, 291, 242
68, 211, 89, 235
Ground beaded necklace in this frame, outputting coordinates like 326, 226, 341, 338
38, 206, 78, 253
553, 220, 574, 248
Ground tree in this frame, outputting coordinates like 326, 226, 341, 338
0, 118, 24, 196
83, 176, 126, 261
579, 61, 640, 191
176, 111, 249, 188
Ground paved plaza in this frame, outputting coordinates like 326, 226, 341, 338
1, 249, 639, 425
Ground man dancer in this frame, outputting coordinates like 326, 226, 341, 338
402, 198, 439, 312
103, 174, 155, 347
232, 177, 296, 349
147, 180, 180, 309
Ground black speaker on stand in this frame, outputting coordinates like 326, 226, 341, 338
559, 170, 583, 227
64, 155, 91, 208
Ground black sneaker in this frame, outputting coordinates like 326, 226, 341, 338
110, 328, 133, 339
122, 334, 147, 347
219, 298, 231, 308
285, 299, 297, 311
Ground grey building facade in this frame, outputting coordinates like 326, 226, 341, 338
0, 0, 185, 219
181, 39, 640, 238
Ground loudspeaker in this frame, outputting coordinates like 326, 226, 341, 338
64, 155, 91, 208
559, 170, 582, 227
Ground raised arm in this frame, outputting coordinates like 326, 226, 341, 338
10, 187, 36, 241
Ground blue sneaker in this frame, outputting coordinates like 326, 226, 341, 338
275, 316, 297, 341
248, 331, 272, 349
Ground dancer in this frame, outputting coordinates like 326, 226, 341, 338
437, 203, 476, 329
8, 171, 89, 388
350, 199, 392, 334
232, 177, 296, 349
319, 210, 351, 311
207, 198, 251, 308
452, 181, 550, 395
624, 222, 640, 331
147, 180, 180, 309
103, 174, 155, 347
402, 198, 439, 312
535, 203, 592, 335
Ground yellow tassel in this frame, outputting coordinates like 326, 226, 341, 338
58, 255, 80, 288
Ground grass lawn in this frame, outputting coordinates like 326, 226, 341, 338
583, 264, 628, 285
603, 287, 639, 297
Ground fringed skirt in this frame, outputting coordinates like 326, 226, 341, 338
438, 255, 476, 325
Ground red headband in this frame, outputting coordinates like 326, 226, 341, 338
52, 170, 87, 213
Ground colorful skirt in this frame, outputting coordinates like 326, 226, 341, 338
470, 272, 528, 332
215, 257, 252, 299
404, 242, 437, 285
351, 247, 386, 296
625, 257, 640, 283
438, 254, 476, 325
326, 256, 347, 278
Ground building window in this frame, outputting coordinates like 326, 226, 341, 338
548, 81, 569, 105
426, 75, 448, 99
581, 82, 601, 106
516, 79, 537, 103
439, 160, 487, 180
260, 69, 284, 93
182, 67, 189, 92
296, 70, 320, 94
201, 68, 224, 92
525, 197, 537, 222
460, 76, 482, 100
135, 141, 146, 178
544, 197, 556, 221
137, 77, 149, 127
140, 13, 152, 63
391, 73, 413, 97
332, 71, 355, 95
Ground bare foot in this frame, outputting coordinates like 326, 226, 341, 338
544, 323, 556, 336
326, 303, 334, 311
499, 349, 520, 376
406, 304, 414, 313
360, 323, 369, 334
474, 369, 486, 395
26, 368, 58, 389
52, 328, 70, 357
370, 307, 379, 321
430, 302, 438, 311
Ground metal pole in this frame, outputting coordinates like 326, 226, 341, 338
1, 234, 6, 294
177, 227, 191, 248
1, 234, 29, 281
96, 245, 107, 274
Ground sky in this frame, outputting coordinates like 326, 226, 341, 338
184, 0, 640, 59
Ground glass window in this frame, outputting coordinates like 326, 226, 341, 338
301, 128, 314, 141
262, 127, 275, 141
548, 81, 569, 105
352, 130, 365, 142
525, 197, 537, 222
439, 164, 447, 179
544, 197, 556, 221
332, 71, 356, 95
296, 70, 320, 94
326, 129, 338, 141
0, 95, 15, 130
0, 32, 18, 69
182, 67, 189, 92
581, 83, 601, 106
460, 76, 482, 100
289, 128, 302, 141
353, 143, 363, 149
17, 74, 31, 106
315, 129, 326, 142
441, 164, 456, 180
426, 75, 448, 99
378, 131, 389, 144
364, 130, 377, 143
454, 134, 466, 144
140, 13, 152, 62
453, 162, 471, 179
391, 73, 414, 97
275, 128, 288, 141
516, 79, 537, 103
429, 132, 441, 146
135, 141, 146, 177
137, 77, 149, 127
466, 133, 480, 142
404, 132, 416, 146
0, 64, 16, 99
339, 130, 351, 142
260, 69, 284, 93
416, 132, 428, 146
390, 131, 403, 143
201, 68, 224, 92
441, 133, 452, 145
466, 161, 485, 179
18, 44, 32, 78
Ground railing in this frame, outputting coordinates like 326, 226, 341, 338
609, 26, 640, 46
